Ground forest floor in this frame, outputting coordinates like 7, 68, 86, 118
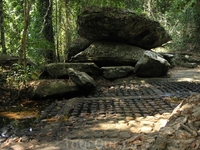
1, 66, 200, 149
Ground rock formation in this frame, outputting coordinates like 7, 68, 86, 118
70, 41, 146, 66
30, 6, 172, 99
77, 6, 171, 49
39, 62, 101, 79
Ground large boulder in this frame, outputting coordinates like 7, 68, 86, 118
134, 51, 170, 77
70, 41, 146, 66
67, 37, 92, 60
68, 68, 96, 93
77, 7, 171, 49
40, 62, 101, 79
29, 79, 80, 99
101, 66, 134, 80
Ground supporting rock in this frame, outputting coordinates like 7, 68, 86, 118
67, 37, 92, 60
134, 50, 170, 77
40, 62, 101, 79
101, 66, 134, 80
70, 41, 145, 67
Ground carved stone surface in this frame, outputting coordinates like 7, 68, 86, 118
101, 66, 134, 79
134, 50, 170, 77
70, 41, 146, 66
40, 62, 101, 79
77, 6, 171, 49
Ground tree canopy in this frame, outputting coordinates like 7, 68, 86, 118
0, 0, 199, 65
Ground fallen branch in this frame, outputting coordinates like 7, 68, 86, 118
170, 100, 184, 117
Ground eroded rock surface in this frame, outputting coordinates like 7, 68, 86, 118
67, 37, 92, 60
40, 62, 101, 79
101, 66, 134, 79
70, 41, 145, 66
77, 6, 171, 49
29, 79, 79, 99
68, 68, 96, 93
134, 51, 170, 77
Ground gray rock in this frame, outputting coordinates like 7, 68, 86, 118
134, 50, 170, 77
101, 66, 134, 79
29, 79, 80, 99
77, 6, 171, 49
68, 68, 96, 93
182, 62, 198, 68
67, 37, 92, 60
70, 41, 145, 66
0, 54, 35, 66
40, 62, 101, 79
160, 53, 174, 65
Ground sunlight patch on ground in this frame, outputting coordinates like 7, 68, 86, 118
90, 113, 170, 134
0, 111, 39, 119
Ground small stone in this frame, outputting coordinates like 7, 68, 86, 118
21, 135, 29, 142
107, 132, 118, 138
93, 131, 104, 138
135, 113, 142, 117
81, 132, 92, 139
119, 132, 131, 139
68, 134, 79, 139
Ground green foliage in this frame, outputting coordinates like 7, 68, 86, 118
6, 64, 38, 90
4, 0, 23, 54
1, 0, 200, 64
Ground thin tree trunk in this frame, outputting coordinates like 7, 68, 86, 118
19, 0, 33, 66
55, 0, 60, 62
196, 0, 200, 35
39, 0, 55, 63
0, 0, 6, 54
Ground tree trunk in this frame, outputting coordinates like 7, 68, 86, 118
39, 0, 55, 63
55, 0, 60, 62
0, 0, 6, 54
196, 0, 200, 39
19, 0, 33, 66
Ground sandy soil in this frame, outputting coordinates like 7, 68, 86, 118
169, 67, 200, 82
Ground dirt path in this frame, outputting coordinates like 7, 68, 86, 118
1, 67, 200, 150
169, 67, 200, 82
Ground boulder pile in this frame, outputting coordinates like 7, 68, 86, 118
69, 6, 171, 78
30, 6, 171, 99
